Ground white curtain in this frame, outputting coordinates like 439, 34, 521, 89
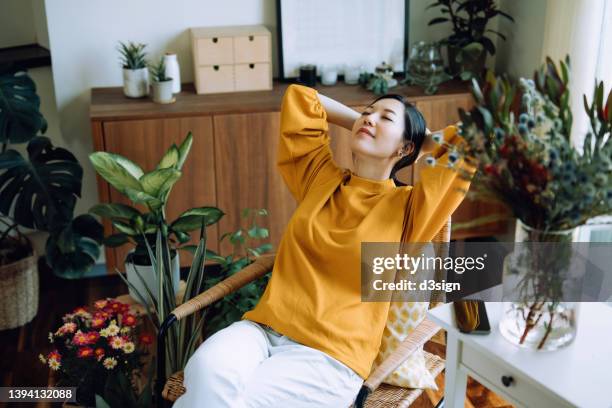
540, 0, 611, 147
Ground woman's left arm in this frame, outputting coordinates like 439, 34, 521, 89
402, 126, 476, 242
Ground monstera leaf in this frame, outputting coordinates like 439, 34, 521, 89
0, 66, 48, 144
0, 136, 82, 230
45, 214, 104, 279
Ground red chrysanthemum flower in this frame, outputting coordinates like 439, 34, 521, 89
94, 299, 108, 310
94, 347, 105, 360
77, 347, 94, 358
86, 331, 100, 343
122, 313, 137, 327
91, 316, 106, 329
73, 331, 90, 346
48, 350, 61, 361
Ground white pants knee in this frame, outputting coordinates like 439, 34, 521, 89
173, 320, 364, 408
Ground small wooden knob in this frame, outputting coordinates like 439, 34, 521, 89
212, 37, 218, 43
249, 64, 255, 69
213, 65, 219, 71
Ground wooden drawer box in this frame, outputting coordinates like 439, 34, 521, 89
235, 63, 271, 91
191, 25, 272, 95
194, 36, 233, 65
196, 65, 234, 94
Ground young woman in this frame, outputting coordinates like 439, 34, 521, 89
174, 84, 473, 407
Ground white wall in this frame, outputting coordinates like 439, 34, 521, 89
495, 0, 548, 79
0, 0, 36, 48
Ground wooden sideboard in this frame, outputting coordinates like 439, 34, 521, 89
90, 81, 508, 273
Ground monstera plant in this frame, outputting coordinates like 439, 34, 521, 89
0, 65, 103, 280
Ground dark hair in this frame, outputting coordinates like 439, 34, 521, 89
368, 94, 427, 186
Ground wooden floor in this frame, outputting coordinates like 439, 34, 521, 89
0, 263, 513, 408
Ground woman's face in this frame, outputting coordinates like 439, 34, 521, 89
350, 98, 411, 161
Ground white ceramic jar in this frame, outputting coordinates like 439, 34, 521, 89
163, 53, 181, 93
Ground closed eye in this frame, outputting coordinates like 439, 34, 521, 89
383, 117, 393, 122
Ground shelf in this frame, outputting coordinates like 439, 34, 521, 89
0, 44, 51, 70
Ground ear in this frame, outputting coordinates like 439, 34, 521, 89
398, 141, 415, 157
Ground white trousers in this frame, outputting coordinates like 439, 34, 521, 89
173, 320, 364, 408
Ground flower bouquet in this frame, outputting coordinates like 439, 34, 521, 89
456, 57, 611, 349
40, 298, 154, 407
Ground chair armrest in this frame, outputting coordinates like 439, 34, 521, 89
171, 254, 275, 320
363, 317, 441, 392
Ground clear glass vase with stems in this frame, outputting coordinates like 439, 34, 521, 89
499, 219, 580, 351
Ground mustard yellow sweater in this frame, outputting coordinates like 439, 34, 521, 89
243, 84, 472, 379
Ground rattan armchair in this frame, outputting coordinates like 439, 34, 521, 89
157, 219, 451, 408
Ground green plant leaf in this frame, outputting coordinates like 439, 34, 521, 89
112, 219, 138, 235
45, 214, 103, 279
176, 132, 193, 170
0, 66, 47, 144
103, 233, 129, 247
139, 167, 181, 197
95, 395, 111, 408
89, 202, 142, 220
171, 206, 224, 232
157, 144, 179, 169
0, 137, 82, 230
89, 152, 143, 195
428, 17, 449, 25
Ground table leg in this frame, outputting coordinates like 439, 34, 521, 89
444, 331, 468, 408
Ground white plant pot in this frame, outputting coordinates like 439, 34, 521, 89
122, 67, 149, 98
152, 80, 175, 104
125, 251, 180, 305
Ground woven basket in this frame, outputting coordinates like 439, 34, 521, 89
0, 254, 39, 330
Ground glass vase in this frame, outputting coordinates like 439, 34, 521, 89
404, 41, 451, 95
499, 219, 579, 351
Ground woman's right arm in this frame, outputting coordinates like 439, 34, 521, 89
277, 85, 345, 203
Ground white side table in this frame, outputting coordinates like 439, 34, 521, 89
427, 302, 612, 408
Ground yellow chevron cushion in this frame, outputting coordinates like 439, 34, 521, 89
372, 301, 438, 389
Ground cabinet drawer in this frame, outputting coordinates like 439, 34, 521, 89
462, 343, 570, 408
196, 37, 234, 65
235, 63, 271, 92
234, 35, 270, 63
195, 65, 234, 94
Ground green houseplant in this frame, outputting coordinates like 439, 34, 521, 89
90, 132, 224, 378
0, 66, 103, 328
202, 207, 273, 339
455, 57, 611, 350
118, 41, 149, 98
149, 57, 174, 104
428, 0, 514, 80
90, 133, 215, 304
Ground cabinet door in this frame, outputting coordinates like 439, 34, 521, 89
213, 112, 295, 256
414, 95, 509, 239
101, 116, 217, 271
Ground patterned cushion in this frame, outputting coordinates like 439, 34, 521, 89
372, 301, 438, 389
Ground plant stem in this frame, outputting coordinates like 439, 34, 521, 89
537, 311, 555, 349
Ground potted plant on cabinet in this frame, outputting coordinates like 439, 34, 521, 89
119, 41, 149, 98
0, 66, 103, 329
149, 57, 174, 104
428, 0, 514, 80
